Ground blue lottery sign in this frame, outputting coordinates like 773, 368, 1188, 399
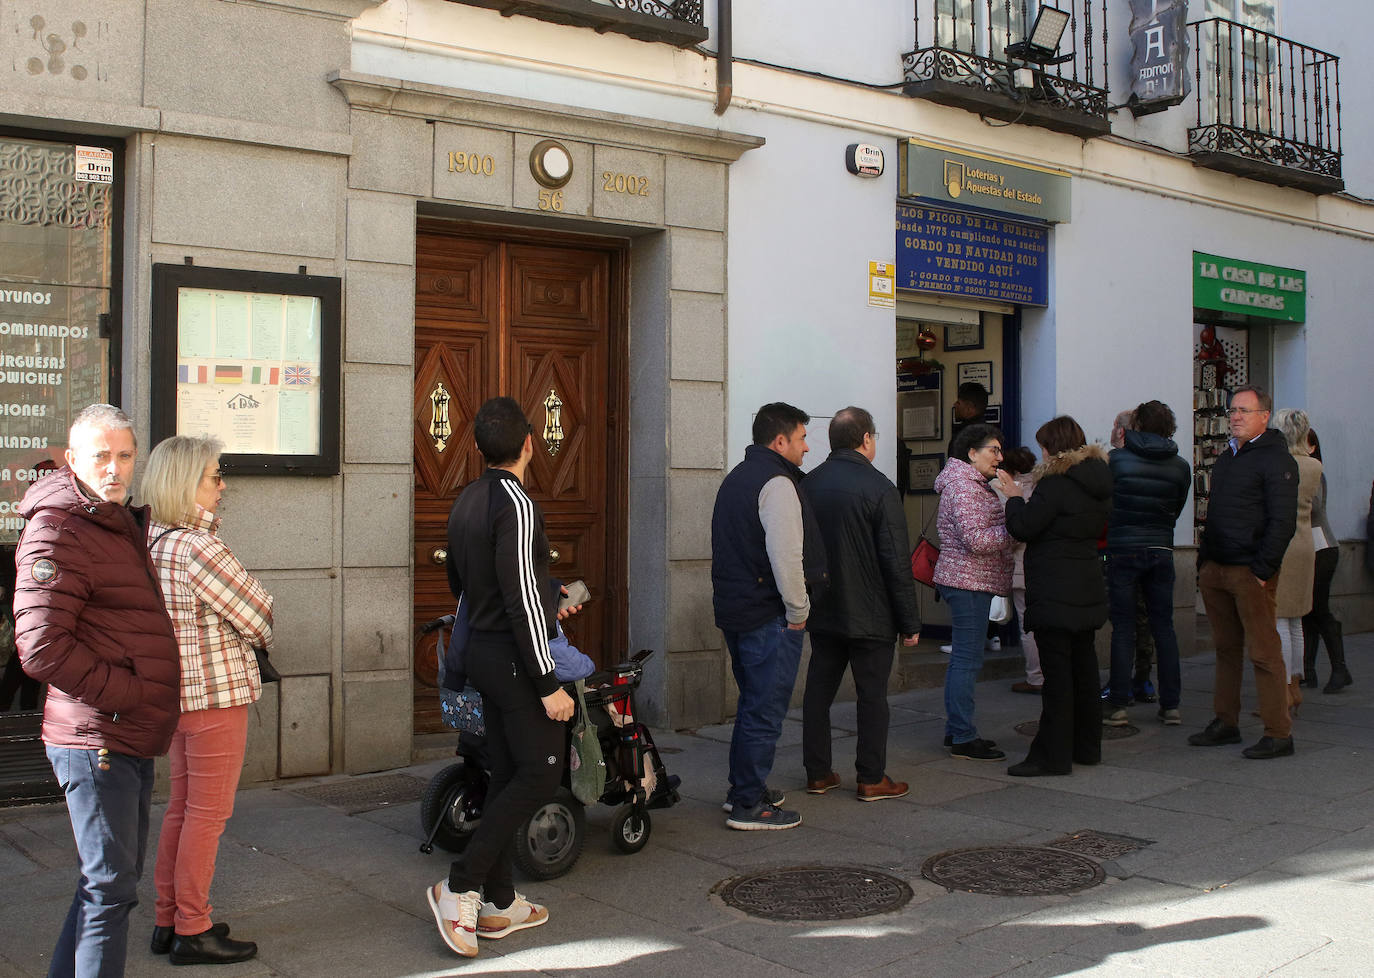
895, 201, 1049, 307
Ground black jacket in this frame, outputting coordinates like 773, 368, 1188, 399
445, 468, 559, 698
711, 445, 827, 632
801, 450, 921, 641
1106, 431, 1191, 551
1199, 428, 1298, 581
1006, 445, 1113, 633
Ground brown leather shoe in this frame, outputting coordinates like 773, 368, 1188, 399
856, 776, 909, 802
805, 771, 841, 794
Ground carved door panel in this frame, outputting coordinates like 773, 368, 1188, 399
412, 224, 625, 735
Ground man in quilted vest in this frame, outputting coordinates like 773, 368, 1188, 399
15, 403, 181, 978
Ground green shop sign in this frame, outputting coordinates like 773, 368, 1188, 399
1194, 252, 1306, 323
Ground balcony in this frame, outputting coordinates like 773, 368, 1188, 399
901, 1, 1110, 139
1187, 18, 1341, 195
446, 0, 707, 48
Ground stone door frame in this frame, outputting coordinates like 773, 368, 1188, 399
329, 69, 762, 730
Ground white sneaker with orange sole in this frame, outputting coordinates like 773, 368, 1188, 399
478, 893, 549, 938
427, 881, 481, 957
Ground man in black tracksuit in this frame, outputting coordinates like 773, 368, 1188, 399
427, 397, 575, 958
801, 407, 921, 801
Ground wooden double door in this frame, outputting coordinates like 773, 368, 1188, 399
412, 221, 628, 734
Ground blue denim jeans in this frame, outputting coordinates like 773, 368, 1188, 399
46, 746, 155, 978
939, 585, 993, 743
1107, 548, 1182, 710
724, 618, 804, 810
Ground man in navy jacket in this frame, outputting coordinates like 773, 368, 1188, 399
711, 402, 824, 830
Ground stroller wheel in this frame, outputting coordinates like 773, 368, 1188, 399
513, 787, 585, 880
419, 762, 484, 854
610, 804, 652, 854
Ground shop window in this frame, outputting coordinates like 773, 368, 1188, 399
0, 133, 120, 546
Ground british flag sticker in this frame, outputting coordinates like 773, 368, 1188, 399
284, 365, 313, 386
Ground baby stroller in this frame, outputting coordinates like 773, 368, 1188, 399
417, 613, 681, 880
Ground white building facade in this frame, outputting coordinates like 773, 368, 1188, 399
0, 0, 1369, 785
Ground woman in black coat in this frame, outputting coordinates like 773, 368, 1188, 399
996, 416, 1112, 777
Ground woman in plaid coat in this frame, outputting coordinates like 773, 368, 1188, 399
144, 435, 274, 966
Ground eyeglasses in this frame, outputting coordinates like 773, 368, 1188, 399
203, 471, 225, 486
1227, 407, 1266, 416
977, 445, 1004, 456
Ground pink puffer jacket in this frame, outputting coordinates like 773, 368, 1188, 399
932, 458, 1013, 595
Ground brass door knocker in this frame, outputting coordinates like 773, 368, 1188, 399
542, 387, 564, 456
429, 381, 451, 452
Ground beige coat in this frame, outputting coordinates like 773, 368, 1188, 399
1274, 453, 1322, 618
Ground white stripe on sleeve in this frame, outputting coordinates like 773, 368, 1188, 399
500, 480, 555, 676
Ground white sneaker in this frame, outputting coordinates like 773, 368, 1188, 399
427, 881, 480, 957
478, 892, 549, 939
986, 637, 1002, 652
940, 644, 953, 654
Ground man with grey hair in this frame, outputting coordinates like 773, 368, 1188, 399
801, 407, 920, 801
1190, 385, 1298, 759
14, 404, 180, 975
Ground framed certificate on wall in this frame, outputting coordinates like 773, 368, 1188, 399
150, 264, 341, 475
957, 360, 994, 395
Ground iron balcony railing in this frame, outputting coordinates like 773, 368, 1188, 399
1188, 17, 1342, 194
901, 1, 1111, 138
610, 0, 702, 25
445, 0, 705, 46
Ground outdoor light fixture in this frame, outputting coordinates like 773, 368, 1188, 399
1005, 4, 1072, 64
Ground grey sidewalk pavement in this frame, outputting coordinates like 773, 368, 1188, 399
4, 637, 1374, 978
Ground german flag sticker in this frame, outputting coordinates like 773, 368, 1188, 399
32, 559, 57, 583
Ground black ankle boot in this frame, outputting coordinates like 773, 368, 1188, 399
1322, 620, 1353, 694
1301, 617, 1319, 688
169, 929, 257, 966
152, 922, 228, 955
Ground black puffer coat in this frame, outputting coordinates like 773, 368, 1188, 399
1199, 428, 1298, 581
1106, 430, 1191, 551
1005, 445, 1113, 634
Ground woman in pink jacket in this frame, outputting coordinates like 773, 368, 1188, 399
933, 424, 1015, 761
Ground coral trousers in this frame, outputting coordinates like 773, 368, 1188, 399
153, 704, 249, 935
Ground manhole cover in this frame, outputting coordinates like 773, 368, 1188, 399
1014, 720, 1138, 740
922, 846, 1105, 896
1044, 830, 1152, 861
714, 866, 913, 921
291, 774, 426, 814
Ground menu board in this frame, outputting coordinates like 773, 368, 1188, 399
150, 264, 340, 475
173, 288, 322, 455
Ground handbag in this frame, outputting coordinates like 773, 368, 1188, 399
988, 595, 1012, 624
910, 507, 940, 588
254, 648, 281, 683
568, 680, 607, 805
439, 685, 487, 736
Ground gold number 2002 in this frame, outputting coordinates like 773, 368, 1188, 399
602, 172, 650, 196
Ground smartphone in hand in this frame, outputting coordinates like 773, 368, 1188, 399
558, 579, 591, 612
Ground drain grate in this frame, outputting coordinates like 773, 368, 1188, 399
1015, 720, 1138, 740
291, 774, 427, 814
714, 865, 913, 922
1044, 830, 1152, 861
922, 846, 1105, 896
